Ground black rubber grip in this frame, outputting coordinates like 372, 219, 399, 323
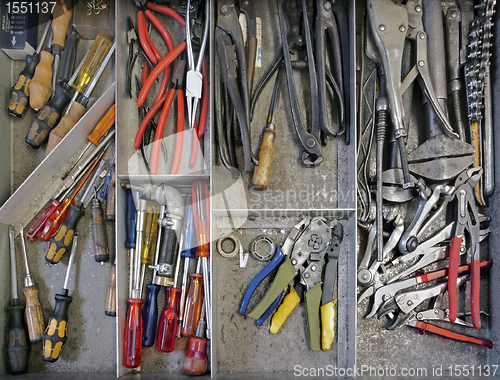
8, 54, 38, 118
26, 85, 71, 148
157, 227, 178, 278
42, 293, 72, 362
6, 303, 30, 374
45, 204, 85, 264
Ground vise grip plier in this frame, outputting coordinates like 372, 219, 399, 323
367, 0, 459, 187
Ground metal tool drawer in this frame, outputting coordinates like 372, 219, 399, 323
0, 13, 116, 378
355, 0, 500, 375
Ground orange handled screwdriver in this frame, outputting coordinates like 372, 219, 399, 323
61, 104, 115, 179
192, 181, 211, 339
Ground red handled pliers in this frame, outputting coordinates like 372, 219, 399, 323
447, 167, 483, 330
139, 3, 209, 167
150, 59, 186, 175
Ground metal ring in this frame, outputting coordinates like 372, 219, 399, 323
217, 234, 240, 258
250, 235, 276, 262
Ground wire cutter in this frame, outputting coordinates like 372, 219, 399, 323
130, 0, 162, 65
447, 167, 483, 329
185, 0, 209, 131
239, 219, 310, 318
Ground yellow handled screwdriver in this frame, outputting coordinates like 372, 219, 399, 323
42, 233, 78, 362
8, 20, 52, 118
46, 41, 115, 155
19, 225, 45, 342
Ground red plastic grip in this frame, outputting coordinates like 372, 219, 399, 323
157, 287, 182, 353
27, 200, 61, 242
146, 3, 186, 27
134, 92, 168, 149
470, 259, 481, 330
137, 11, 157, 65
447, 234, 463, 323
137, 41, 186, 107
123, 298, 144, 369
171, 90, 185, 175
39, 199, 72, 241
183, 336, 208, 375
414, 321, 492, 348
151, 89, 176, 174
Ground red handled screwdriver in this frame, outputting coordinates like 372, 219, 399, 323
183, 301, 208, 375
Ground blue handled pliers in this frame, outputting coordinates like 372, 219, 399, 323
239, 219, 310, 324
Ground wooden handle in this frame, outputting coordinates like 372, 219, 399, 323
470, 120, 485, 205
252, 128, 275, 190
29, 51, 54, 111
105, 265, 117, 317
46, 102, 87, 155
52, 0, 72, 48
88, 104, 115, 145
247, 36, 257, 95
22, 287, 45, 342
106, 165, 115, 221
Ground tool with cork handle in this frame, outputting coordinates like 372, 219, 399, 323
29, 28, 54, 112
42, 233, 78, 362
8, 20, 52, 118
26, 29, 80, 149
19, 225, 45, 342
45, 158, 106, 264
252, 71, 281, 190
50, 0, 73, 92
6, 226, 30, 374
46, 41, 116, 155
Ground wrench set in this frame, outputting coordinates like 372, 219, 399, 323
357, 0, 495, 348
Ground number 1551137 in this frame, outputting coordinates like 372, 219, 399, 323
5, 2, 57, 14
